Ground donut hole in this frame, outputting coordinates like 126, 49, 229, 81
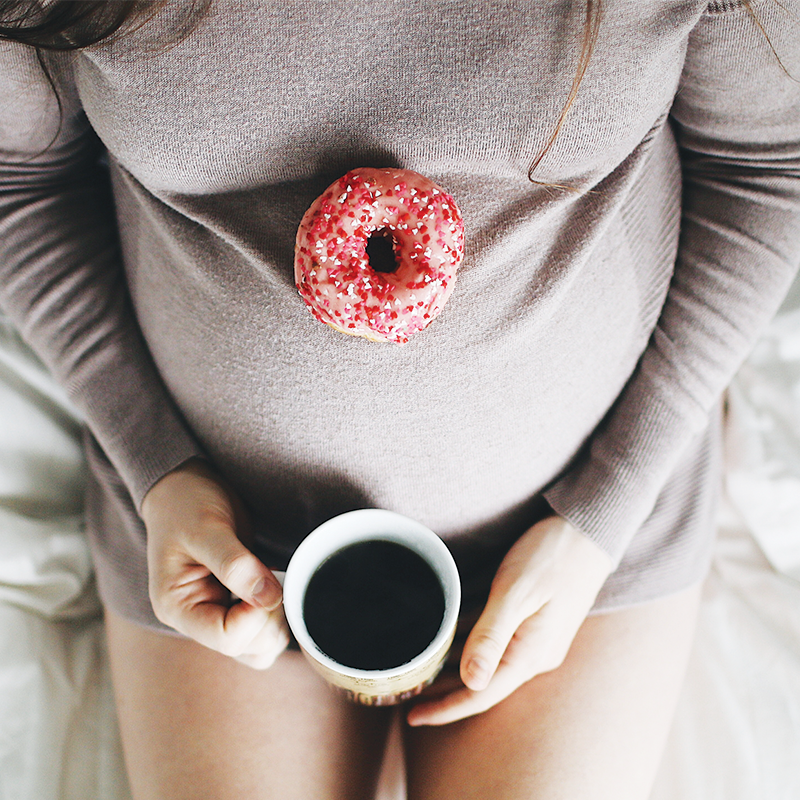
366, 230, 399, 274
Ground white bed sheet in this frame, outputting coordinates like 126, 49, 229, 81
2, 294, 800, 799
650, 278, 800, 800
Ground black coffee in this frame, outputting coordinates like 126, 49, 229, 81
302, 539, 446, 671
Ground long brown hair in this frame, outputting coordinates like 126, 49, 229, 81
528, 0, 603, 185
0, 0, 167, 49
0, 0, 202, 150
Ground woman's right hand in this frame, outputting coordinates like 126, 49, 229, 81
141, 458, 289, 669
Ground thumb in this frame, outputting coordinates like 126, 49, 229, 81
188, 524, 283, 610
460, 589, 528, 691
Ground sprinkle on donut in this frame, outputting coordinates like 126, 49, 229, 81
294, 167, 465, 344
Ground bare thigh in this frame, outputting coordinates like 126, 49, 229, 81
405, 585, 702, 800
104, 610, 392, 800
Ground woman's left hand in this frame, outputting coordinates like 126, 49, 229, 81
406, 514, 614, 726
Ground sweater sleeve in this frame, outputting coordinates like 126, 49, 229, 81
0, 42, 204, 511
545, 0, 800, 565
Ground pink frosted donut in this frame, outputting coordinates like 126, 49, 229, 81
294, 168, 464, 344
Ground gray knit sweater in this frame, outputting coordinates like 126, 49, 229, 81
1, 0, 799, 629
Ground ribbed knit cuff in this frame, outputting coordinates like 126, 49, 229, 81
544, 392, 697, 567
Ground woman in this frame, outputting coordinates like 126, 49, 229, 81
1, 1, 798, 797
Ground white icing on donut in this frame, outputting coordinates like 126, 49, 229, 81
294, 168, 464, 344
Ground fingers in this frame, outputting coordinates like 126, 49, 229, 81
458, 516, 615, 692
408, 606, 535, 726
409, 516, 617, 725
408, 613, 570, 726
459, 610, 517, 691
234, 608, 292, 670
459, 580, 540, 691
408, 659, 527, 726
149, 518, 283, 635
196, 600, 289, 671
143, 460, 288, 667
186, 525, 283, 611
156, 571, 286, 662
182, 595, 265, 651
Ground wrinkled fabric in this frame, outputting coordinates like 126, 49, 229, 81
726, 276, 800, 583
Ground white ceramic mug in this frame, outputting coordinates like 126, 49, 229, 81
283, 509, 461, 706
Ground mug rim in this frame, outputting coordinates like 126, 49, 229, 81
283, 509, 461, 680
